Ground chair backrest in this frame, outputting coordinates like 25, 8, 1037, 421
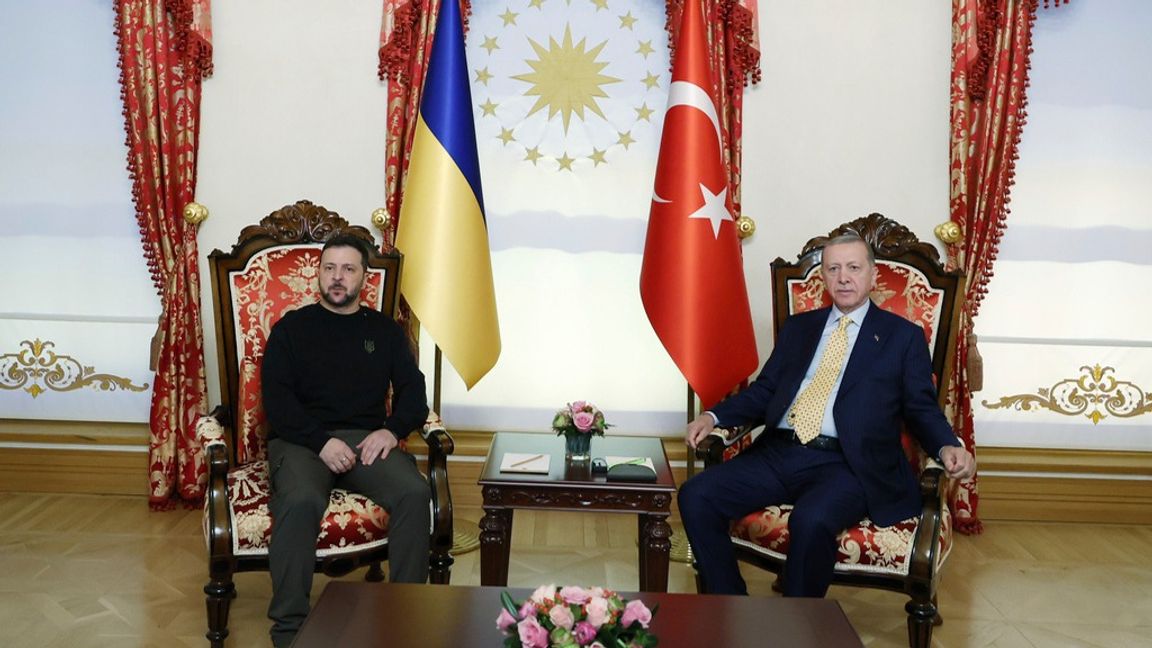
207, 200, 402, 465
769, 213, 966, 408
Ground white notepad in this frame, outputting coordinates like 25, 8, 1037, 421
500, 452, 551, 474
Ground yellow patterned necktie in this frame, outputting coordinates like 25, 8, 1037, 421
788, 316, 851, 444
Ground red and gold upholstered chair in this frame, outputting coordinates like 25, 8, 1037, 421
694, 213, 966, 648
196, 201, 454, 647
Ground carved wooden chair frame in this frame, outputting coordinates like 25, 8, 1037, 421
198, 200, 454, 647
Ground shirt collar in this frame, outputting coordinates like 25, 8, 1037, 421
830, 299, 870, 328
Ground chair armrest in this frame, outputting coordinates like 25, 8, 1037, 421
695, 425, 756, 468
197, 406, 235, 566
418, 412, 455, 555
906, 461, 947, 595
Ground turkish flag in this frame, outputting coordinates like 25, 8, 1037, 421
640, 0, 758, 409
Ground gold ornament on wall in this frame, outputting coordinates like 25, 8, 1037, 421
371, 207, 390, 233
982, 364, 1152, 425
0, 339, 148, 399
933, 220, 962, 245
183, 201, 209, 227
736, 214, 756, 240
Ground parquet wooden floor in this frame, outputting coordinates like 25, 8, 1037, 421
1, 492, 1150, 647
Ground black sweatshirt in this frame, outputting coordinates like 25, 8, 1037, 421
261, 303, 429, 454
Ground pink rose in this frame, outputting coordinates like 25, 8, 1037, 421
573, 411, 595, 432
570, 400, 588, 413
530, 583, 556, 605
496, 608, 517, 632
549, 603, 575, 630
519, 600, 538, 620
585, 597, 610, 628
573, 621, 598, 645
517, 616, 549, 648
620, 599, 652, 629
559, 586, 591, 605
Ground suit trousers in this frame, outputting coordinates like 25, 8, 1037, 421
267, 430, 431, 647
678, 434, 867, 597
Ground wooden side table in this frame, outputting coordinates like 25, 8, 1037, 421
478, 432, 677, 592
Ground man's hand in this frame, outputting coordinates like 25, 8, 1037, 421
685, 413, 716, 450
356, 429, 399, 466
319, 438, 358, 474
939, 445, 976, 480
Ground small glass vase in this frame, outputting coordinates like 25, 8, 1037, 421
563, 431, 593, 462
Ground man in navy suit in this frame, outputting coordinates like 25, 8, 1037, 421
678, 233, 975, 597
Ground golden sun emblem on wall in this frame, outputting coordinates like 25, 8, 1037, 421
513, 26, 620, 133
469, 0, 667, 172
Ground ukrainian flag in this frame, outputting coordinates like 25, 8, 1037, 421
396, 0, 501, 388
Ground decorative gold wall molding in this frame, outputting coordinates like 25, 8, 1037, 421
982, 364, 1152, 424
0, 339, 148, 398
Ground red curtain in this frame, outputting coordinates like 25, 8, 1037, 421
378, 0, 760, 230
946, 0, 1044, 534
116, 0, 213, 509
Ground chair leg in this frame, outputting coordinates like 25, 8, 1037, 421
204, 574, 236, 648
429, 548, 454, 584
365, 560, 385, 582
904, 597, 937, 648
692, 562, 707, 594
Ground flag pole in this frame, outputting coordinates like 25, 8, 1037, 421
433, 345, 443, 415
686, 384, 697, 478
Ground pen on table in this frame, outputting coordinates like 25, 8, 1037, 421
511, 454, 544, 467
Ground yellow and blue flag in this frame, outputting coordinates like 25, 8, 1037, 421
396, 0, 501, 389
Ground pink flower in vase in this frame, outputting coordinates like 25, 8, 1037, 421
559, 585, 592, 605
573, 621, 598, 645
495, 608, 517, 632
549, 603, 575, 630
517, 616, 549, 648
620, 599, 653, 629
573, 411, 595, 432
585, 596, 610, 628
569, 400, 588, 413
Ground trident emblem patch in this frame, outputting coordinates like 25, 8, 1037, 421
364, 339, 375, 354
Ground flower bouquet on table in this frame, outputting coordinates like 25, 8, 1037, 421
497, 584, 659, 648
552, 401, 610, 437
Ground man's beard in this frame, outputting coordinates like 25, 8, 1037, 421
320, 281, 362, 309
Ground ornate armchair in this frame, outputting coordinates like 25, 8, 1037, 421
197, 200, 454, 647
694, 213, 965, 648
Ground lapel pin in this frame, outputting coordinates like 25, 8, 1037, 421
873, 334, 880, 342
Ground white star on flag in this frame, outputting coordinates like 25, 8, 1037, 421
687, 182, 732, 238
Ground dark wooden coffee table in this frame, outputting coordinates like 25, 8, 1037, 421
478, 432, 677, 592
293, 582, 863, 647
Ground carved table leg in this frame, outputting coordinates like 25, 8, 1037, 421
479, 506, 513, 586
638, 512, 672, 592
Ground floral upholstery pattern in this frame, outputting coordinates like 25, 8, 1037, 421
787, 260, 945, 353
223, 460, 390, 557
732, 502, 953, 577
227, 245, 386, 464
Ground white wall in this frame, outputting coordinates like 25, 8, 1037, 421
194, 0, 952, 434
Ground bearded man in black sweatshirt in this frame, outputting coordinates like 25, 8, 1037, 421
261, 234, 430, 648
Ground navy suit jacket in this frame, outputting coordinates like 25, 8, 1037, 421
711, 303, 960, 526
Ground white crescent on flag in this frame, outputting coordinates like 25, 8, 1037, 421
665, 80, 723, 153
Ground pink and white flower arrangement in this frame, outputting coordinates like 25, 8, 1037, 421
552, 401, 610, 437
497, 584, 658, 648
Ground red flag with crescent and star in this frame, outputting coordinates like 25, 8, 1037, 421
639, 0, 758, 409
